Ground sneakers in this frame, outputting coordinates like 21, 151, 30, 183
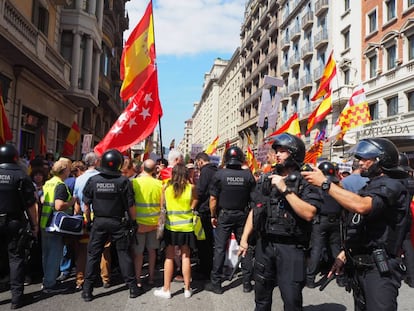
204, 282, 224, 294
56, 273, 70, 282
154, 287, 171, 299
130, 285, 144, 298
184, 288, 192, 298
42, 285, 67, 294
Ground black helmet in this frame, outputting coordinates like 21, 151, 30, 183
0, 144, 19, 164
100, 149, 123, 175
399, 153, 413, 172
271, 133, 305, 164
224, 146, 244, 167
318, 161, 339, 183
354, 138, 398, 169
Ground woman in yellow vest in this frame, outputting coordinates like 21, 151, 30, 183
154, 163, 198, 299
40, 159, 75, 292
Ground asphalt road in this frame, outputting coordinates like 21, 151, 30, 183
1, 267, 413, 311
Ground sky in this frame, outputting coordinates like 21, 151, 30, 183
124, 0, 246, 149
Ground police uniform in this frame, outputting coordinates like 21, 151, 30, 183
0, 155, 36, 307
253, 171, 321, 310
82, 155, 140, 301
208, 164, 256, 291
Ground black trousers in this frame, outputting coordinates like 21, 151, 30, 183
307, 215, 341, 280
254, 238, 306, 311
0, 219, 25, 303
210, 209, 247, 285
83, 217, 135, 293
195, 212, 214, 278
402, 235, 414, 286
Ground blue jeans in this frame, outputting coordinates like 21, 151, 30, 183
41, 231, 64, 288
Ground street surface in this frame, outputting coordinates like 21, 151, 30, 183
1, 266, 413, 311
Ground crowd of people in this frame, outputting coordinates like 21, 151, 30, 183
0, 133, 413, 310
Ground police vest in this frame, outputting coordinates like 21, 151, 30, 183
164, 183, 193, 232
133, 175, 162, 226
89, 174, 128, 218
0, 166, 25, 217
345, 175, 410, 256
41, 176, 72, 229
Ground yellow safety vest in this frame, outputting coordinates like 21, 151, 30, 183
164, 183, 193, 232
40, 176, 72, 229
132, 175, 162, 226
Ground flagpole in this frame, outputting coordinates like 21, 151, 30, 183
158, 115, 164, 160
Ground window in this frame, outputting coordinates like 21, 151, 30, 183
369, 54, 377, 78
386, 0, 396, 21
60, 31, 73, 62
410, 0, 414, 7
409, 91, 414, 111
343, 68, 350, 85
343, 29, 350, 50
101, 44, 111, 77
409, 34, 414, 61
368, 10, 377, 33
369, 102, 379, 120
56, 123, 69, 156
386, 44, 396, 70
32, 0, 49, 36
292, 99, 298, 113
78, 36, 87, 89
386, 96, 398, 116
82, 0, 89, 12
345, 0, 350, 11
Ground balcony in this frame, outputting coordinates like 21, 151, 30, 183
300, 74, 313, 90
288, 81, 300, 96
301, 41, 314, 60
290, 24, 301, 41
281, 34, 290, 50
289, 54, 301, 69
313, 65, 325, 82
314, 28, 328, 49
302, 11, 314, 30
315, 0, 329, 17
280, 63, 290, 76
0, 1, 70, 90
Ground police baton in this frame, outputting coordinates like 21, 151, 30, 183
228, 255, 242, 281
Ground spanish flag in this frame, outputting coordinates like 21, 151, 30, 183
120, 1, 156, 100
62, 121, 80, 156
246, 146, 259, 174
0, 85, 12, 144
306, 89, 332, 134
266, 113, 301, 139
205, 136, 219, 155
311, 50, 336, 101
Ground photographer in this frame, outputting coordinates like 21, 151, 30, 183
302, 138, 410, 311
0, 144, 38, 309
239, 133, 321, 311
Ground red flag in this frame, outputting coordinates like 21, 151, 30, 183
306, 90, 332, 134
120, 1, 156, 100
311, 50, 336, 101
94, 70, 163, 156
0, 86, 13, 144
266, 113, 301, 139
143, 138, 152, 160
62, 122, 81, 156
39, 127, 47, 156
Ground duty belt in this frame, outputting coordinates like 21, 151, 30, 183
352, 254, 375, 267
320, 213, 340, 222
265, 234, 303, 246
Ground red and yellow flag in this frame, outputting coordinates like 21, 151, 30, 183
143, 138, 152, 161
62, 122, 81, 156
0, 86, 13, 144
246, 146, 259, 174
266, 113, 301, 139
39, 127, 47, 156
120, 1, 156, 100
304, 140, 324, 165
306, 89, 332, 134
205, 136, 219, 155
311, 50, 336, 101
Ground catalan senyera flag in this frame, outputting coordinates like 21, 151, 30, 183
306, 89, 332, 134
266, 113, 301, 140
62, 121, 81, 156
245, 131, 254, 145
0, 86, 13, 144
304, 140, 324, 165
329, 84, 371, 141
120, 1, 156, 100
246, 146, 259, 174
39, 127, 47, 156
311, 50, 336, 101
205, 136, 219, 155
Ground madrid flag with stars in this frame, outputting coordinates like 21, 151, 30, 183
94, 70, 162, 155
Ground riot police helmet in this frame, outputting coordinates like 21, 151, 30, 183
354, 138, 398, 169
399, 153, 413, 172
271, 133, 305, 164
100, 149, 124, 175
318, 161, 339, 183
224, 146, 244, 167
0, 144, 19, 164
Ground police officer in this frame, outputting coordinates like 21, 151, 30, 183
239, 133, 321, 311
81, 149, 140, 302
204, 146, 256, 294
306, 161, 342, 288
0, 144, 38, 309
302, 138, 410, 311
